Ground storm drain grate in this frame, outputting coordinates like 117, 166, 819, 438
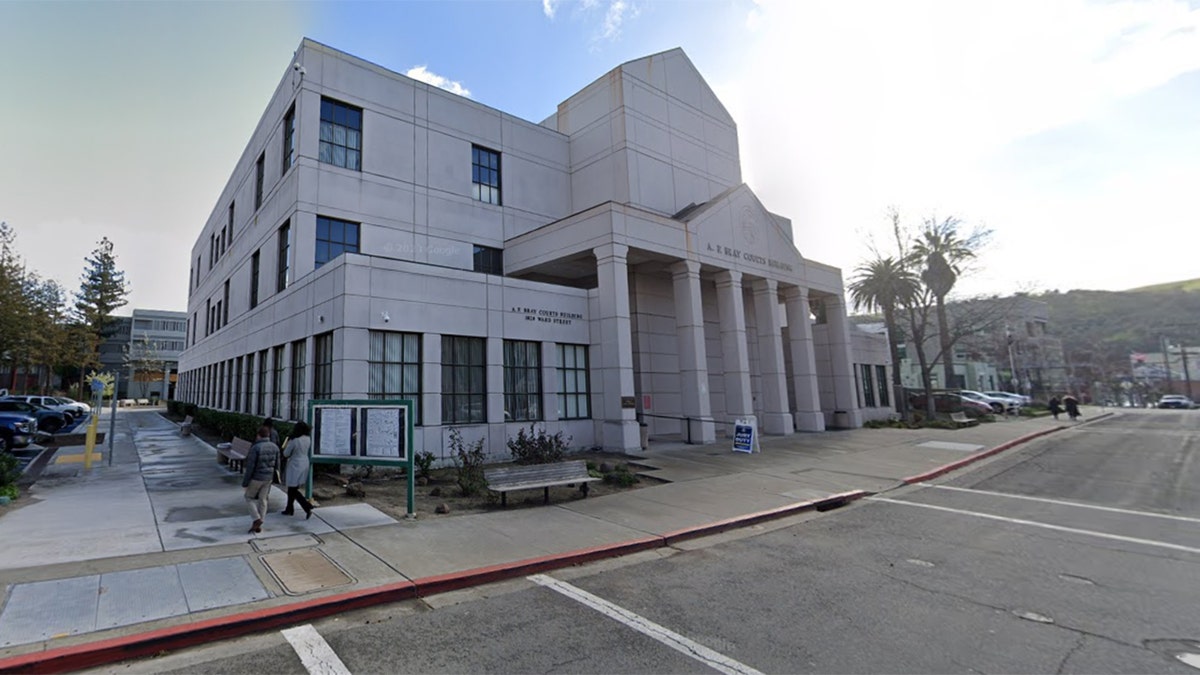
260, 548, 354, 595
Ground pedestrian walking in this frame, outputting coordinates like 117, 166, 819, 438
1063, 395, 1081, 422
243, 424, 280, 534
281, 421, 315, 519
1048, 396, 1062, 421
262, 417, 280, 446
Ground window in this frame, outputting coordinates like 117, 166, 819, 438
254, 153, 265, 210
276, 221, 290, 293
209, 234, 215, 269
471, 145, 500, 205
256, 349, 268, 416
233, 357, 242, 412
272, 345, 286, 419
228, 202, 235, 241
249, 250, 260, 309
369, 331, 421, 421
441, 335, 485, 424
315, 216, 360, 268
282, 105, 295, 173
503, 340, 541, 422
222, 279, 230, 326
319, 98, 362, 171
860, 364, 876, 407
191, 312, 196, 346
195, 256, 201, 287
204, 299, 211, 336
244, 353, 254, 413
314, 332, 334, 400
290, 339, 306, 421
215, 301, 222, 331
473, 245, 503, 275
876, 365, 889, 407
556, 344, 590, 419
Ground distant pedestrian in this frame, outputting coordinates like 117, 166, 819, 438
1063, 395, 1081, 422
243, 425, 280, 534
262, 417, 280, 446
1048, 396, 1062, 421
281, 421, 315, 519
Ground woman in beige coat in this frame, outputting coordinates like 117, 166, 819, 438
280, 421, 315, 519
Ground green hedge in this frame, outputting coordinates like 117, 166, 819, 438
166, 400, 293, 442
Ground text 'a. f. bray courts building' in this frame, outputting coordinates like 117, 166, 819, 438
178, 38, 893, 457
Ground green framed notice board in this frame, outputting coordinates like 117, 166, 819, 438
307, 399, 416, 516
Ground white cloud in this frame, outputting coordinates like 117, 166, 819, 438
543, 0, 560, 19
404, 65, 471, 97
600, 0, 627, 40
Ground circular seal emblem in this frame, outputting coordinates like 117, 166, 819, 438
740, 205, 758, 245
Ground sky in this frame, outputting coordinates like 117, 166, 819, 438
1, 0, 1197, 315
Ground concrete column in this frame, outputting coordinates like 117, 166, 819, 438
784, 286, 825, 431
303, 334, 316, 423
594, 243, 639, 450
423, 334, 442, 428
244, 352, 256, 415
752, 279, 793, 435
715, 270, 754, 435
670, 260, 716, 443
825, 294, 863, 428
488, 337, 504, 425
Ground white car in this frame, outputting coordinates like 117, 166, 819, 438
54, 397, 92, 416
3, 395, 84, 424
984, 391, 1030, 407
959, 390, 1018, 414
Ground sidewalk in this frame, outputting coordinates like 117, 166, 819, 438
0, 408, 1074, 673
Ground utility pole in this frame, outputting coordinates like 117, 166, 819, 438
1161, 335, 1173, 394
1181, 346, 1193, 400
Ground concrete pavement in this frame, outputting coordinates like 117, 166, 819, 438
0, 407, 1080, 673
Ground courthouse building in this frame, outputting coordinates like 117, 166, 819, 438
178, 39, 891, 457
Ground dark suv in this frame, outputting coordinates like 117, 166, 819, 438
0, 411, 37, 451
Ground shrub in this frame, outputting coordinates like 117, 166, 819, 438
414, 451, 435, 480
0, 452, 20, 501
603, 463, 640, 488
448, 428, 488, 496
507, 424, 570, 465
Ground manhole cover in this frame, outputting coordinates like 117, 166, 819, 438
261, 549, 354, 595
253, 534, 323, 553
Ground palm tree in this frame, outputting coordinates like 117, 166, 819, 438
849, 256, 920, 386
913, 216, 980, 389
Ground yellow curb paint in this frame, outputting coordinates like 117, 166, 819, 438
55, 453, 104, 464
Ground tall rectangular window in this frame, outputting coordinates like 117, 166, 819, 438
290, 339, 306, 421
204, 299, 211, 336
368, 331, 421, 421
244, 353, 255, 413
222, 279, 230, 326
319, 98, 362, 171
314, 332, 334, 400
860, 364, 876, 407
876, 365, 890, 407
254, 153, 265, 210
441, 335, 485, 424
472, 245, 503, 275
209, 234, 215, 269
228, 201, 235, 240
272, 345, 286, 419
256, 349, 268, 416
282, 105, 296, 173
276, 221, 290, 293
471, 145, 500, 205
195, 256, 201, 287
503, 340, 541, 422
556, 344, 590, 419
233, 356, 242, 412
249, 250, 260, 309
226, 358, 235, 410
315, 216, 360, 268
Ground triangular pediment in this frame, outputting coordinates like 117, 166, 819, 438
683, 184, 804, 279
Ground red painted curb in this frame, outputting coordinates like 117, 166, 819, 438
0, 579, 418, 675
662, 490, 871, 545
902, 426, 1067, 485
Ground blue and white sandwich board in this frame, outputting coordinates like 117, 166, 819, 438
732, 418, 760, 453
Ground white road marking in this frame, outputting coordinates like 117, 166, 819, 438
281, 624, 351, 675
918, 483, 1200, 524
528, 574, 764, 675
868, 497, 1200, 556
1177, 652, 1200, 669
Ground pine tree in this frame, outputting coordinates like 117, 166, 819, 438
73, 237, 130, 391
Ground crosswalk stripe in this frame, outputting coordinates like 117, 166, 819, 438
529, 574, 764, 675
281, 624, 351, 675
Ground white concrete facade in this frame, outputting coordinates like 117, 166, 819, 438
179, 39, 883, 460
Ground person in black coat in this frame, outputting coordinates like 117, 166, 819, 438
1063, 395, 1081, 421
1048, 396, 1062, 421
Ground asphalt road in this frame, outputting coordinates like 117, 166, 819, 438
94, 409, 1200, 674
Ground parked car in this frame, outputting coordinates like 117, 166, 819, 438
0, 410, 37, 451
0, 400, 69, 433
2, 395, 77, 425
983, 390, 1031, 406
1158, 395, 1197, 409
52, 396, 91, 418
908, 391, 994, 419
959, 390, 1017, 414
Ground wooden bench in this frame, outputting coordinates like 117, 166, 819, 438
179, 415, 193, 436
484, 460, 601, 507
949, 412, 979, 427
218, 437, 252, 473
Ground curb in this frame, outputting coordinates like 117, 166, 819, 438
0, 491, 865, 674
